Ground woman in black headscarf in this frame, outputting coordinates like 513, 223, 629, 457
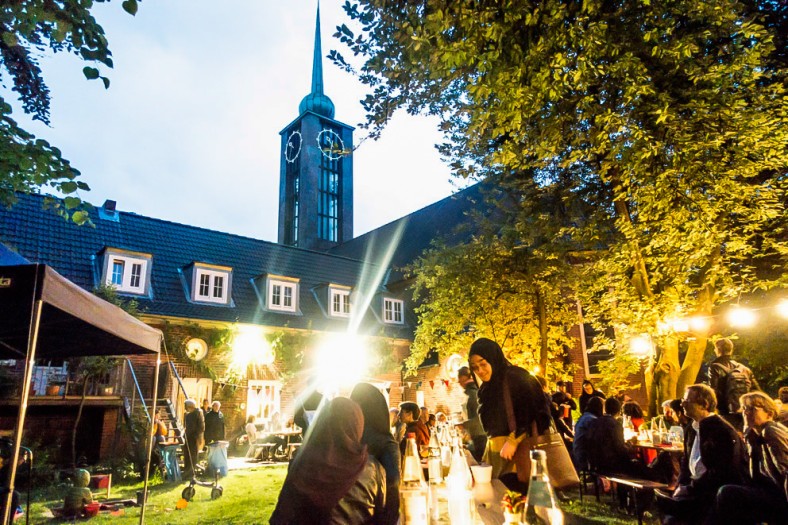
350, 383, 400, 525
468, 338, 552, 490
270, 397, 386, 525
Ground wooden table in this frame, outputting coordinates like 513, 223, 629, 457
473, 479, 507, 524
630, 441, 683, 454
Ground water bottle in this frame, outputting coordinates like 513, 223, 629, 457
523, 449, 564, 525
400, 433, 429, 525
427, 430, 443, 483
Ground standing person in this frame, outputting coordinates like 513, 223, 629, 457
456, 366, 487, 462
419, 406, 431, 436
656, 384, 747, 524
707, 337, 760, 431
350, 383, 401, 525
183, 399, 205, 477
270, 397, 386, 525
578, 380, 606, 414
714, 391, 788, 525
552, 381, 577, 430
467, 338, 552, 491
293, 379, 324, 436
389, 408, 405, 443
204, 401, 225, 444
778, 386, 788, 425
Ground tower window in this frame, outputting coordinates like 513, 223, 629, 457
318, 128, 342, 242
284, 130, 301, 246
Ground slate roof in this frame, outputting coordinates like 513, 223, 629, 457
329, 182, 490, 281
0, 192, 412, 339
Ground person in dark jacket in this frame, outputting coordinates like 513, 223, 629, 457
270, 397, 386, 525
293, 381, 324, 436
578, 380, 606, 414
183, 398, 205, 476
706, 338, 760, 432
552, 380, 577, 430
573, 396, 603, 471
714, 392, 788, 525
468, 338, 552, 491
350, 383, 400, 525
656, 384, 747, 524
203, 401, 225, 444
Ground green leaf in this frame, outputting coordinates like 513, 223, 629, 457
64, 196, 81, 209
83, 67, 100, 80
101, 76, 110, 89
122, 0, 139, 16
71, 210, 90, 225
60, 181, 78, 194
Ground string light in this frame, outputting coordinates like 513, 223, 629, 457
777, 300, 788, 319
727, 306, 756, 328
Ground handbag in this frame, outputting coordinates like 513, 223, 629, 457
502, 371, 580, 489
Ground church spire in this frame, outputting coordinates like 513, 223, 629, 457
299, 3, 335, 119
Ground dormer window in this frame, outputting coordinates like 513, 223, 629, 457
192, 265, 232, 305
383, 298, 404, 324
103, 250, 151, 295
267, 276, 299, 313
329, 286, 351, 318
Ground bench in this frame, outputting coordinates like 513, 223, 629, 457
285, 442, 301, 460
599, 474, 669, 525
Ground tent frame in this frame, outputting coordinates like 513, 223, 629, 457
1, 265, 162, 525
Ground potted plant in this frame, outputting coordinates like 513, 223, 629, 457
501, 490, 526, 524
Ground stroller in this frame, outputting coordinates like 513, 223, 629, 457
181, 441, 227, 501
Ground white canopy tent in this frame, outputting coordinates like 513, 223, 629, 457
0, 264, 162, 524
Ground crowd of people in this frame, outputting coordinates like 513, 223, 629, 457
165, 336, 786, 525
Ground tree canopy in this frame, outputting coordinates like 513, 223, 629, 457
0, 0, 139, 223
335, 0, 788, 403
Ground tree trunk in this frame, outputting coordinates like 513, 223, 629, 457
645, 335, 681, 415
537, 290, 548, 374
678, 334, 708, 396
72, 376, 89, 469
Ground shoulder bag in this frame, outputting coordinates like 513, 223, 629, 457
503, 371, 579, 489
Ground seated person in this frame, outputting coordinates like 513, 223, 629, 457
257, 413, 288, 459
651, 400, 679, 429
63, 469, 93, 517
244, 415, 258, 458
573, 396, 603, 470
398, 402, 429, 455
656, 384, 747, 525
714, 392, 788, 525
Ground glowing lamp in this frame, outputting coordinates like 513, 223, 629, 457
776, 300, 788, 319
313, 333, 368, 392
688, 316, 711, 332
629, 334, 653, 358
532, 365, 541, 375
727, 307, 755, 328
231, 326, 273, 369
444, 354, 464, 380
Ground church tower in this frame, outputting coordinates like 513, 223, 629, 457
278, 6, 354, 251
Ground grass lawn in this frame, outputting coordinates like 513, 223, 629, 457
22, 464, 656, 524
25, 464, 288, 524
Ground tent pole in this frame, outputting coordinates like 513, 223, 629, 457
139, 351, 160, 525
3, 300, 42, 525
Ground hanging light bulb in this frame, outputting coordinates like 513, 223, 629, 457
727, 306, 756, 328
688, 316, 710, 332
776, 299, 788, 319
629, 334, 653, 358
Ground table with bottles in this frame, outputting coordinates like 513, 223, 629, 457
400, 424, 564, 524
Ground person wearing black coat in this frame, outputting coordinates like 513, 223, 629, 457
350, 383, 401, 525
468, 338, 552, 492
656, 384, 747, 524
578, 380, 606, 414
203, 401, 226, 444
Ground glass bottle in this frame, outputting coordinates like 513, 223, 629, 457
522, 449, 563, 525
427, 430, 442, 483
400, 433, 429, 525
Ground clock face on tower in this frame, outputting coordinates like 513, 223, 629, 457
317, 129, 345, 160
284, 130, 302, 163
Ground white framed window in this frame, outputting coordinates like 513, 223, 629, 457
268, 278, 298, 312
105, 253, 148, 294
246, 380, 282, 424
193, 267, 231, 304
330, 288, 351, 317
383, 298, 404, 324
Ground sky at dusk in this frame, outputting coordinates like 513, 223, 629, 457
4, 1, 460, 241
